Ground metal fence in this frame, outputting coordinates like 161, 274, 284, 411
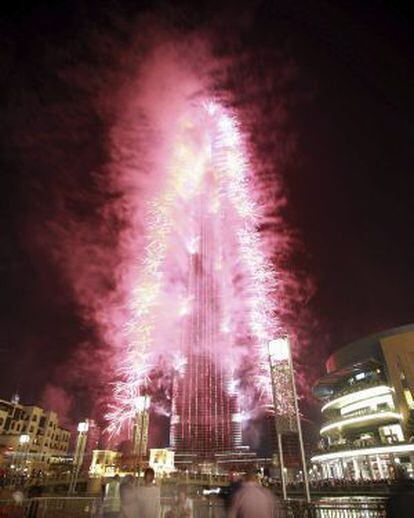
304, 501, 386, 518
0, 496, 387, 517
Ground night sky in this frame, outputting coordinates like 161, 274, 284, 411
0, 0, 413, 429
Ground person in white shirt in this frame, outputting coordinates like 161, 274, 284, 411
120, 475, 138, 518
103, 474, 121, 517
136, 468, 161, 518
175, 486, 193, 517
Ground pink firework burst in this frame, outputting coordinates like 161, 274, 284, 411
106, 96, 285, 438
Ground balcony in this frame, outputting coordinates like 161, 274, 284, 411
321, 382, 392, 412
312, 441, 414, 463
320, 407, 402, 435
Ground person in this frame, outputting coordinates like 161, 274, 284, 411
174, 486, 193, 517
229, 469, 282, 518
136, 468, 161, 518
119, 475, 138, 518
223, 473, 243, 511
103, 474, 121, 517
386, 468, 414, 517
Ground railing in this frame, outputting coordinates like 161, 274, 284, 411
306, 500, 386, 518
323, 379, 387, 405
322, 406, 397, 427
313, 439, 396, 455
0, 496, 388, 517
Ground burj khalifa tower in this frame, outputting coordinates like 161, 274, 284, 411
170, 165, 242, 458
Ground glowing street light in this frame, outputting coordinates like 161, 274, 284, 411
16, 434, 31, 481
19, 434, 30, 445
77, 421, 89, 433
268, 338, 290, 362
69, 420, 90, 494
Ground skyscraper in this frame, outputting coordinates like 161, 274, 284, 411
109, 102, 276, 469
169, 175, 242, 457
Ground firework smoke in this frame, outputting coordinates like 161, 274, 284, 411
8, 9, 311, 435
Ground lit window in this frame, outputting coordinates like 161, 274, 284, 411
404, 389, 414, 409
379, 424, 404, 443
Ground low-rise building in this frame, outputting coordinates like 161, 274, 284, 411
311, 324, 414, 480
0, 395, 71, 475
89, 449, 120, 478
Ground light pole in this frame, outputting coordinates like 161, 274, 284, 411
68, 420, 89, 494
133, 395, 150, 482
14, 434, 30, 486
268, 341, 287, 500
268, 337, 311, 503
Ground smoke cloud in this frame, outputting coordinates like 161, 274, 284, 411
4, 5, 313, 439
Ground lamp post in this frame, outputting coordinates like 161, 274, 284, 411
268, 340, 287, 500
16, 434, 30, 485
68, 420, 89, 494
268, 337, 311, 503
133, 395, 150, 481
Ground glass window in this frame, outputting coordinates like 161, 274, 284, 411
379, 424, 404, 443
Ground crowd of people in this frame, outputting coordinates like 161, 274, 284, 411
102, 469, 161, 518
100, 467, 284, 518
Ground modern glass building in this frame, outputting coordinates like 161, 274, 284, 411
169, 176, 242, 462
311, 324, 414, 480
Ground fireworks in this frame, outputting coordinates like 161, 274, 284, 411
106, 100, 284, 438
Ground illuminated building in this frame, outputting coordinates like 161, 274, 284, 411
132, 396, 150, 459
89, 449, 121, 478
169, 191, 242, 459
83, 419, 101, 468
0, 395, 70, 474
312, 324, 414, 479
149, 448, 175, 476
106, 102, 279, 472
163, 106, 259, 468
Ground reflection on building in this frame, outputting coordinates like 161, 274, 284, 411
312, 324, 414, 480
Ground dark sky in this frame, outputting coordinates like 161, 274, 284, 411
0, 0, 413, 426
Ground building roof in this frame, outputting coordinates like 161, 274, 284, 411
313, 358, 382, 398
325, 323, 414, 373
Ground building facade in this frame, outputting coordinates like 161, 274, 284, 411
89, 449, 120, 478
0, 395, 71, 475
312, 324, 414, 480
169, 175, 243, 463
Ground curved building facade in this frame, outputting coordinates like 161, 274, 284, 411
312, 324, 414, 480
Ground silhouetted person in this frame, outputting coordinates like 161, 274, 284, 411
136, 468, 160, 518
386, 469, 414, 518
173, 486, 193, 517
120, 474, 138, 518
223, 473, 243, 511
229, 469, 283, 518
103, 474, 121, 517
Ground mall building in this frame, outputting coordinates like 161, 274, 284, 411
311, 324, 414, 480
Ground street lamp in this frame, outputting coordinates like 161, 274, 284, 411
18, 434, 30, 481
269, 338, 290, 362
268, 339, 288, 500
68, 420, 89, 494
268, 337, 311, 503
19, 434, 30, 445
